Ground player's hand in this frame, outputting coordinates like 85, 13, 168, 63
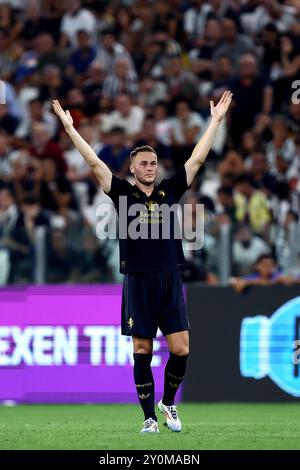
210, 90, 233, 123
52, 99, 73, 132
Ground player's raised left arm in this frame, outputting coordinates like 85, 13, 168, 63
184, 90, 232, 186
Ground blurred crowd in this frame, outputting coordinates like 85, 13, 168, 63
1, 0, 300, 286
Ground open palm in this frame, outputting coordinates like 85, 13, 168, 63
52, 100, 73, 131
210, 90, 233, 122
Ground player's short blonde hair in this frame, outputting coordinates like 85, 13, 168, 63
130, 145, 157, 161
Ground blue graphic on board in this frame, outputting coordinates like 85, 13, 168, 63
240, 297, 300, 397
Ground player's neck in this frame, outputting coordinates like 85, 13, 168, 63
135, 180, 155, 197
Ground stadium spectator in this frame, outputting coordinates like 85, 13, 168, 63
76, 229, 109, 283
181, 189, 218, 284
234, 173, 273, 236
216, 186, 237, 223
265, 116, 296, 179
99, 127, 130, 177
96, 27, 136, 75
189, 18, 222, 81
135, 115, 172, 171
29, 122, 66, 174
102, 57, 138, 101
0, 185, 17, 284
21, 0, 52, 48
0, 3, 23, 48
246, 151, 277, 191
230, 253, 291, 293
8, 194, 50, 283
46, 227, 80, 283
232, 224, 271, 276
229, 53, 273, 146
101, 94, 144, 140
169, 98, 205, 146
274, 210, 300, 272
138, 76, 168, 109
39, 64, 73, 102
33, 33, 67, 72
0, 103, 19, 134
212, 17, 254, 64
152, 101, 172, 146
59, 0, 97, 49
183, 0, 212, 45
240, 0, 298, 35
38, 158, 78, 223
2, 0, 300, 285
82, 60, 106, 115
67, 30, 97, 77
0, 132, 14, 182
0, 186, 18, 239
165, 55, 199, 102
16, 97, 57, 139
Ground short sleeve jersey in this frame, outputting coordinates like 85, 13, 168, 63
105, 166, 190, 273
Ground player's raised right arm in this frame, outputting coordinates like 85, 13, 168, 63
52, 100, 112, 193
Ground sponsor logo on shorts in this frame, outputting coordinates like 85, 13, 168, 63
127, 317, 134, 329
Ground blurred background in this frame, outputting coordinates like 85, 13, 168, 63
1, 0, 300, 286
1, 0, 300, 407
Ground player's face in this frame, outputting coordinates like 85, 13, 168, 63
130, 152, 158, 185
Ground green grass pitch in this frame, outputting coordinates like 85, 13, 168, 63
0, 403, 300, 450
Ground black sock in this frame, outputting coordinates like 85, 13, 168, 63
133, 353, 157, 421
162, 352, 189, 406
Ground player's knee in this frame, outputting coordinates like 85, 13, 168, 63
133, 337, 153, 354
134, 346, 153, 354
170, 346, 189, 356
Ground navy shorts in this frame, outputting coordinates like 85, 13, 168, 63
121, 270, 191, 338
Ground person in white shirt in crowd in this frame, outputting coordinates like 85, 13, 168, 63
232, 224, 271, 276
183, 0, 213, 44
169, 98, 205, 146
240, 0, 298, 35
59, 0, 97, 49
137, 76, 168, 110
101, 93, 144, 140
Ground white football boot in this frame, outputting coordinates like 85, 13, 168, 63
158, 400, 182, 432
140, 417, 159, 433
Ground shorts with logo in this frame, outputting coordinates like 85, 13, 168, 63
121, 270, 191, 338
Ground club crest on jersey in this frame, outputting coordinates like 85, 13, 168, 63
145, 200, 159, 212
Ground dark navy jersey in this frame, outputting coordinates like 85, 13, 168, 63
105, 166, 190, 274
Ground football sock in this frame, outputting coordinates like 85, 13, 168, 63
133, 353, 157, 421
162, 352, 189, 406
